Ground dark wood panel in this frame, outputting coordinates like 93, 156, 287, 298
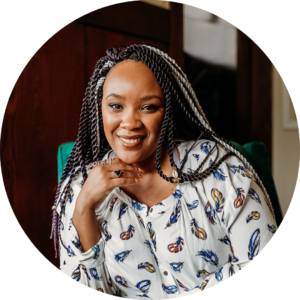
236, 29, 272, 161
0, 2, 183, 269
77, 1, 170, 43
251, 43, 272, 161
237, 30, 252, 145
169, 2, 184, 70
84, 26, 168, 84
1, 22, 86, 267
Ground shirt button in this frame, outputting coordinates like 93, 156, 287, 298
164, 271, 168, 276
150, 208, 153, 213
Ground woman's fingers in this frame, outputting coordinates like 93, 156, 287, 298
112, 177, 140, 187
108, 171, 141, 179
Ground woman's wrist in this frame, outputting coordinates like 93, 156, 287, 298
73, 197, 101, 252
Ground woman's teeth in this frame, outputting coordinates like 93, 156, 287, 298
120, 137, 142, 143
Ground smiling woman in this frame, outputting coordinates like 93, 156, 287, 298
51, 44, 277, 298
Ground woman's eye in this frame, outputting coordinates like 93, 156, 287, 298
108, 103, 123, 110
141, 105, 159, 111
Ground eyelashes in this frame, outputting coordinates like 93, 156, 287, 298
108, 103, 123, 110
108, 103, 160, 112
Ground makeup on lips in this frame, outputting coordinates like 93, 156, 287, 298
117, 135, 146, 148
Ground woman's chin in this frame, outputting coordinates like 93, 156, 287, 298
114, 153, 142, 165
114, 151, 155, 166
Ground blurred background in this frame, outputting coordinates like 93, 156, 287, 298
1, 0, 299, 268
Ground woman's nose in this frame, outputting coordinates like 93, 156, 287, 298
120, 110, 143, 131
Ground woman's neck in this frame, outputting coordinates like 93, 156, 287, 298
133, 143, 171, 175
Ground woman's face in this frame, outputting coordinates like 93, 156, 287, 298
102, 60, 165, 165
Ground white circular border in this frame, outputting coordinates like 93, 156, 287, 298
1, 1, 299, 299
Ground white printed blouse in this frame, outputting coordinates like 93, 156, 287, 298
57, 139, 277, 299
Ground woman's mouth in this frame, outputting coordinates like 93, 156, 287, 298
117, 135, 146, 148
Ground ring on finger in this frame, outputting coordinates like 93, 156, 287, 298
112, 170, 122, 178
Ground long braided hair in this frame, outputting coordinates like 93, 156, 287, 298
50, 44, 275, 258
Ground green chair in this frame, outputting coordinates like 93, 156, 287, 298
57, 140, 282, 226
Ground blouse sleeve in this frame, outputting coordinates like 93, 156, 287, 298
56, 174, 120, 295
195, 151, 277, 290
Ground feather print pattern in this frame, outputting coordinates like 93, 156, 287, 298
118, 202, 128, 220
191, 219, 207, 240
210, 159, 227, 181
205, 202, 217, 225
136, 213, 145, 228
248, 188, 262, 205
92, 244, 100, 259
165, 199, 181, 229
199, 279, 209, 291
144, 240, 159, 265
66, 187, 74, 203
268, 224, 276, 233
118, 288, 128, 297
187, 200, 199, 210
197, 269, 210, 278
138, 262, 156, 273
71, 236, 82, 251
229, 265, 235, 276
234, 188, 245, 208
197, 250, 219, 266
200, 141, 211, 154
221, 211, 225, 224
218, 236, 239, 262
227, 163, 253, 179
115, 275, 129, 288
68, 218, 72, 230
115, 250, 132, 263
67, 245, 75, 257
170, 262, 183, 273
192, 154, 200, 161
89, 268, 101, 280
248, 229, 261, 260
101, 220, 112, 242
162, 284, 178, 294
132, 199, 145, 211
176, 279, 189, 291
71, 264, 90, 281
120, 225, 135, 240
211, 188, 225, 213
59, 140, 278, 298
173, 189, 183, 199
147, 222, 157, 251
136, 280, 151, 294
168, 237, 184, 253
215, 267, 223, 281
110, 197, 118, 212
246, 211, 261, 223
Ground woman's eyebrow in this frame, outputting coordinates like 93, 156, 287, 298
106, 93, 163, 102
140, 95, 163, 102
106, 93, 125, 100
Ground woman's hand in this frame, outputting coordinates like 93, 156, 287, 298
76, 158, 144, 211
72, 158, 143, 252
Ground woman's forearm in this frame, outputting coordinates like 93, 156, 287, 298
72, 195, 101, 252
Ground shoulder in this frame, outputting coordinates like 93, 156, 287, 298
176, 139, 254, 199
56, 167, 89, 217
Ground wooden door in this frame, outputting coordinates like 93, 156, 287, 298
0, 1, 183, 267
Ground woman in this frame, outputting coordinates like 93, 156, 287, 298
51, 44, 277, 298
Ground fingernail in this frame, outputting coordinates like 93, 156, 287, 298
135, 179, 140, 183
138, 168, 145, 172
137, 174, 142, 178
